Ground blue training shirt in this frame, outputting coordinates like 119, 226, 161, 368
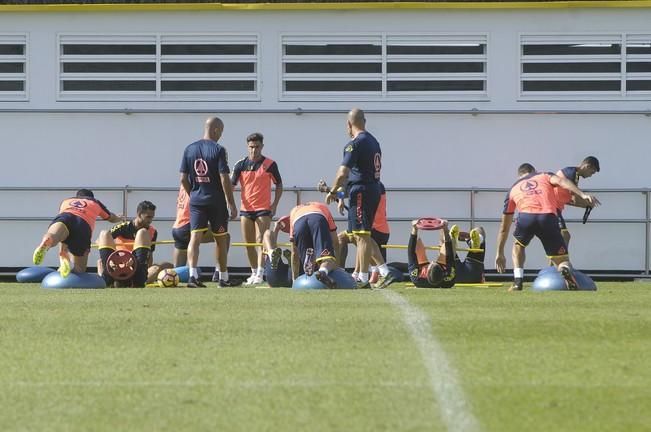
180, 139, 230, 206
341, 131, 382, 184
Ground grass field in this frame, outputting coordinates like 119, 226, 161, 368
1, 281, 650, 432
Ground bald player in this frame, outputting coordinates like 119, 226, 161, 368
325, 108, 394, 289
180, 116, 239, 288
495, 163, 600, 291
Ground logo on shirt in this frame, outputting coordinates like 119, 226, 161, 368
344, 144, 353, 153
520, 180, 542, 196
69, 200, 87, 209
374, 153, 382, 179
194, 159, 211, 184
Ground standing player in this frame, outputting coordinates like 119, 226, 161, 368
555, 156, 600, 247
495, 163, 600, 291
325, 108, 394, 289
180, 116, 239, 288
289, 201, 339, 288
32, 189, 121, 277
231, 132, 283, 285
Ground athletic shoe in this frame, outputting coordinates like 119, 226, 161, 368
303, 248, 314, 276
369, 270, 380, 284
187, 276, 206, 288
219, 279, 243, 287
283, 249, 292, 265
58, 254, 71, 278
270, 248, 282, 270
560, 266, 579, 291
356, 280, 372, 289
245, 275, 264, 285
372, 273, 396, 290
32, 244, 49, 266
508, 280, 523, 292
449, 224, 460, 242
315, 271, 336, 289
469, 228, 482, 250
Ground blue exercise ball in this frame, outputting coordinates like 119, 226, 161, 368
574, 270, 597, 291
42, 272, 106, 289
16, 266, 56, 283
173, 266, 189, 283
532, 268, 597, 292
292, 273, 328, 290
329, 268, 356, 289
537, 266, 557, 276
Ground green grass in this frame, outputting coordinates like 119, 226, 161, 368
1, 282, 650, 431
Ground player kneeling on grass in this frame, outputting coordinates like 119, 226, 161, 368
33, 189, 122, 277
259, 216, 293, 287
289, 202, 339, 289
407, 219, 486, 288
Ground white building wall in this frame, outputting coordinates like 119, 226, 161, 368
0, 5, 650, 272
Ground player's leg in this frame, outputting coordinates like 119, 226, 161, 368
262, 227, 282, 270
252, 213, 272, 284
132, 228, 152, 288
172, 224, 191, 267
541, 214, 576, 290
211, 205, 240, 287
97, 230, 117, 286
240, 214, 258, 283
33, 217, 70, 265
510, 214, 534, 291
310, 215, 338, 289
187, 204, 209, 287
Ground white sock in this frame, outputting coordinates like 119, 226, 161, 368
256, 267, 264, 277
318, 265, 329, 274
351, 271, 359, 280
220, 271, 229, 282
514, 268, 524, 279
190, 267, 199, 278
359, 272, 369, 283
377, 263, 389, 277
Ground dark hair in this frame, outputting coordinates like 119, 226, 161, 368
137, 200, 156, 214
246, 132, 264, 143
517, 163, 536, 176
76, 189, 94, 199
581, 156, 600, 172
427, 263, 445, 286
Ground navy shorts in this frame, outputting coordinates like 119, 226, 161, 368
190, 203, 228, 236
51, 213, 92, 257
514, 213, 568, 257
172, 223, 191, 250
348, 182, 381, 234
240, 210, 272, 220
292, 213, 335, 275
557, 210, 568, 231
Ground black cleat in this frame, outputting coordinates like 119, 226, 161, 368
315, 271, 336, 289
187, 277, 206, 288
270, 248, 282, 270
560, 266, 579, 291
219, 279, 243, 287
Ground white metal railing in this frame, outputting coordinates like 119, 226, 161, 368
1, 185, 649, 275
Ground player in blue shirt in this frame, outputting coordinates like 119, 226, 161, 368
325, 108, 394, 289
180, 116, 239, 287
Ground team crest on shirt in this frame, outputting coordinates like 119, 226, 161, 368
411, 268, 418, 278
320, 249, 330, 257
194, 159, 208, 176
344, 144, 353, 152
69, 200, 87, 209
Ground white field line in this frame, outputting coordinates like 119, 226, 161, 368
7, 380, 428, 388
380, 290, 481, 432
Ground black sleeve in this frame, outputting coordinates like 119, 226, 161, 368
267, 161, 282, 185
